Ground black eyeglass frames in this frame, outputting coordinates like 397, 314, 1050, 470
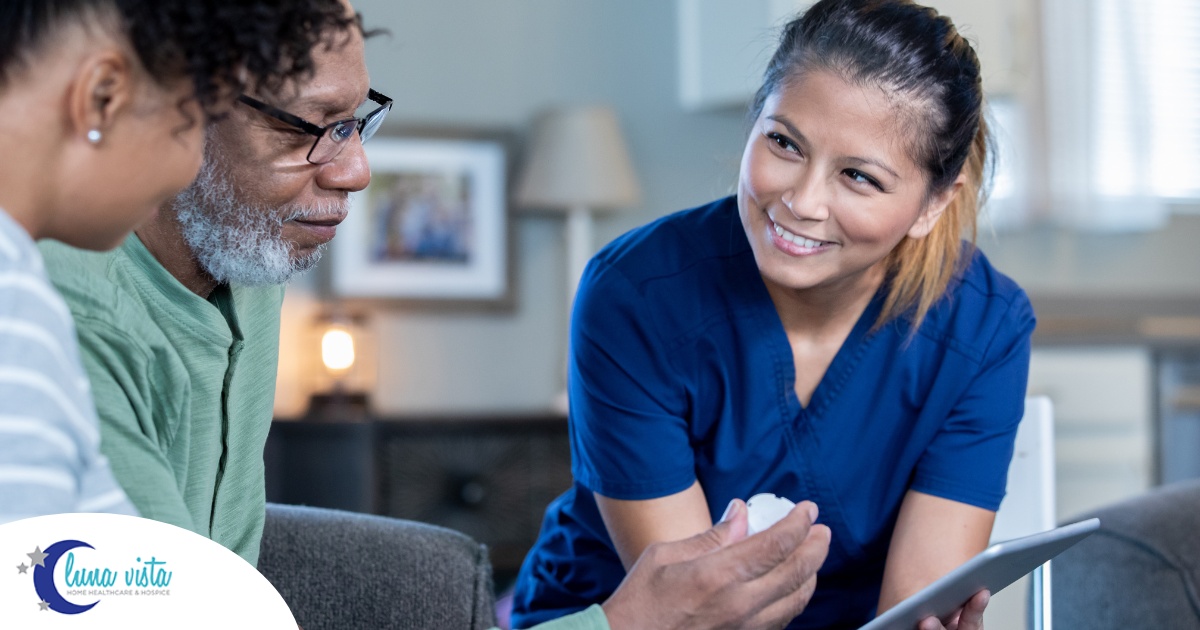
236, 88, 393, 164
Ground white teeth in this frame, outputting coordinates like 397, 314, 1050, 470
773, 221, 827, 248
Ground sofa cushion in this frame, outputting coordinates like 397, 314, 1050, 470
1053, 480, 1200, 628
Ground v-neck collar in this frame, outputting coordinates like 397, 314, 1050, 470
746, 262, 884, 422
720, 197, 884, 421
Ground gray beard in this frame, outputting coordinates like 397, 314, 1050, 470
173, 156, 347, 286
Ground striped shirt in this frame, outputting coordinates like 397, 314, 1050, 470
0, 209, 136, 523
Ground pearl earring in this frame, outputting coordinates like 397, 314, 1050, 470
87, 129, 102, 144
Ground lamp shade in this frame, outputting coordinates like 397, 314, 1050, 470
515, 106, 642, 213
307, 313, 375, 400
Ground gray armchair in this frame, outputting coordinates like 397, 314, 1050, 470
258, 503, 498, 630
1052, 480, 1200, 629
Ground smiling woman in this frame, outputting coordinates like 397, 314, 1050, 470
739, 69, 964, 328
512, 1, 1034, 629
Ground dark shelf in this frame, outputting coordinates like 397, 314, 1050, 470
265, 413, 573, 586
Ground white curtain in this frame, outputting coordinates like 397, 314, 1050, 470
1040, 0, 1200, 231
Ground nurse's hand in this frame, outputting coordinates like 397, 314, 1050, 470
918, 590, 989, 630
601, 499, 831, 630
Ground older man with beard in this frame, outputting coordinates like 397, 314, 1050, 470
39, 4, 833, 629
40, 8, 371, 566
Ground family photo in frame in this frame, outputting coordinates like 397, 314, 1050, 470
331, 137, 508, 304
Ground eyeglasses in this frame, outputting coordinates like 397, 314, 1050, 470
237, 89, 393, 164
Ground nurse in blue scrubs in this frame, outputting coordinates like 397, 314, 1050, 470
513, 1, 1032, 628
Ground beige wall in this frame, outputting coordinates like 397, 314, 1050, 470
278, 0, 752, 416
275, 2, 1200, 417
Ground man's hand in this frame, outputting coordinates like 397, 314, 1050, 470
601, 498, 831, 630
918, 590, 988, 630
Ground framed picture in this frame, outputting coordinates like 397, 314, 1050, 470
332, 137, 507, 303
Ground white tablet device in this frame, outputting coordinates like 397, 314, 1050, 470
858, 517, 1101, 630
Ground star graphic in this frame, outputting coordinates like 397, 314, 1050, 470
37, 601, 49, 611
26, 547, 48, 568
16, 563, 28, 574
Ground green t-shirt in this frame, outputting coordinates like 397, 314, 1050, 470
40, 235, 283, 566
526, 605, 608, 630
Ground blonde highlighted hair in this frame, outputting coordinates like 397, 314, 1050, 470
879, 117, 988, 330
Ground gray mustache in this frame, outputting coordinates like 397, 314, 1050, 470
281, 197, 350, 224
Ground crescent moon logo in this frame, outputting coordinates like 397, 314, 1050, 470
32, 540, 99, 615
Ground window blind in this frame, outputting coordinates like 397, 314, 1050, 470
1094, 0, 1200, 200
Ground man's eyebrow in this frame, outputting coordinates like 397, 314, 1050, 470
765, 114, 899, 179
274, 93, 366, 122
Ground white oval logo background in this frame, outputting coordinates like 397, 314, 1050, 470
0, 513, 296, 628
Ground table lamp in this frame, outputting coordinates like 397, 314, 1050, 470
515, 106, 642, 413
515, 106, 642, 312
307, 313, 372, 422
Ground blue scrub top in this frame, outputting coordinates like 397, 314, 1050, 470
512, 197, 1035, 630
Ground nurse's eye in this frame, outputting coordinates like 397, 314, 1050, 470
843, 168, 883, 191
766, 132, 800, 154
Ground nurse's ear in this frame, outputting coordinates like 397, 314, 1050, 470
908, 173, 966, 240
65, 46, 136, 147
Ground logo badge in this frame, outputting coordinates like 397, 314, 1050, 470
2, 513, 294, 627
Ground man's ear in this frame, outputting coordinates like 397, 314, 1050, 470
908, 172, 966, 239
66, 49, 134, 145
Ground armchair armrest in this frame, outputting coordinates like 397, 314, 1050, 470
258, 503, 497, 630
1052, 480, 1200, 629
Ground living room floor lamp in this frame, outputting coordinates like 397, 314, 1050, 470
515, 106, 642, 413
